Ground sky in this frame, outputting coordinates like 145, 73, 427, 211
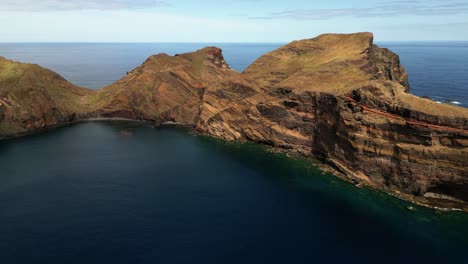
0, 0, 467, 42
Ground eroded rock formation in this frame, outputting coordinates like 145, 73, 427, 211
91, 47, 237, 124
0, 33, 466, 209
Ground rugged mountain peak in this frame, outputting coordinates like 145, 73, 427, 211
0, 33, 467, 210
91, 47, 238, 122
242, 32, 409, 96
180, 47, 230, 69
252, 32, 374, 60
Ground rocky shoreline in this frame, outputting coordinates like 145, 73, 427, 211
257, 144, 468, 212
2, 116, 465, 212
1, 32, 466, 211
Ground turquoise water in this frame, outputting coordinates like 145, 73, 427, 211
0, 122, 467, 263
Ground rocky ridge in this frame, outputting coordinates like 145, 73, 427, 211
90, 47, 237, 124
0, 33, 467, 210
0, 56, 92, 135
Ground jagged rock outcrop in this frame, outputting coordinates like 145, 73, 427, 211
0, 33, 466, 209
91, 47, 237, 124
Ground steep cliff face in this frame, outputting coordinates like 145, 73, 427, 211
0, 33, 466, 208
197, 33, 408, 149
313, 83, 467, 202
368, 45, 409, 90
92, 47, 237, 124
196, 33, 468, 206
0, 56, 93, 137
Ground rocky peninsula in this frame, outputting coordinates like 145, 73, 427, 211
1, 33, 467, 211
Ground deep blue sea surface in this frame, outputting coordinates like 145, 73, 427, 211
383, 42, 468, 107
0, 122, 467, 263
0, 42, 467, 106
0, 43, 467, 263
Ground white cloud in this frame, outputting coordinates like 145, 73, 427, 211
252, 0, 468, 20
0, 0, 171, 11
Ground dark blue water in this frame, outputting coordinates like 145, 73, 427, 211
0, 122, 467, 263
0, 42, 467, 106
0, 43, 467, 263
382, 42, 468, 106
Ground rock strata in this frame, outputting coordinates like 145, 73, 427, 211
0, 33, 466, 210
196, 33, 468, 209
91, 47, 237, 124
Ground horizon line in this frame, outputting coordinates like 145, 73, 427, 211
1, 40, 468, 44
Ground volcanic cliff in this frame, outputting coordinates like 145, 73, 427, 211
0, 33, 467, 210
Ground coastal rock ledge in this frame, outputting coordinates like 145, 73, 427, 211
1, 33, 467, 211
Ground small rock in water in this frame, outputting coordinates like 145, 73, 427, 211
407, 206, 415, 211
120, 129, 133, 136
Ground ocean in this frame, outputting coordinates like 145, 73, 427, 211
0, 43, 467, 263
0, 123, 467, 263
0, 42, 467, 106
